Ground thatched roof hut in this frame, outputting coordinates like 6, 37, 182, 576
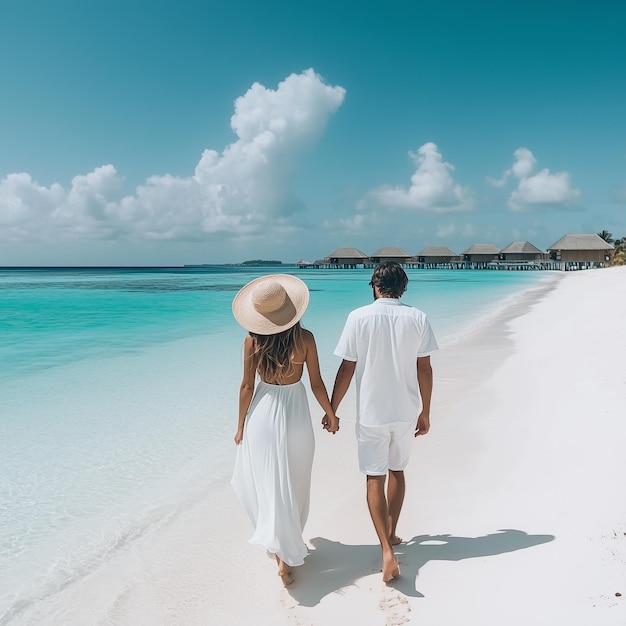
462, 244, 500, 263
327, 247, 368, 268
547, 234, 614, 263
369, 246, 412, 264
415, 246, 459, 263
500, 241, 545, 261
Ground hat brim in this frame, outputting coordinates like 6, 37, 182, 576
232, 274, 310, 334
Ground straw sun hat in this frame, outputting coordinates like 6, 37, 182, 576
232, 274, 310, 334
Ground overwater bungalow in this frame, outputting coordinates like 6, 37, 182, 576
415, 246, 461, 268
296, 259, 316, 269
489, 241, 547, 270
547, 234, 614, 269
369, 246, 412, 265
499, 241, 546, 262
302, 234, 614, 272
462, 244, 500, 268
326, 247, 369, 268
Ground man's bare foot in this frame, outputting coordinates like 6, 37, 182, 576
390, 534, 403, 545
276, 556, 294, 587
382, 552, 400, 583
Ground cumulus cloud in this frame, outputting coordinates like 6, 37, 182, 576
509, 169, 580, 211
321, 143, 473, 241
362, 142, 474, 213
0, 69, 346, 242
487, 147, 536, 187
488, 147, 581, 212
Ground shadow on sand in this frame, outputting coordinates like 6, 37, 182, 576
288, 529, 554, 606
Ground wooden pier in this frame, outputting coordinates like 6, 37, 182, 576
298, 259, 606, 272
298, 236, 614, 271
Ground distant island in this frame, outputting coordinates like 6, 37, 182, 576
240, 259, 284, 266
184, 260, 296, 268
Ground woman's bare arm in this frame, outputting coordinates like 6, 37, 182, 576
235, 335, 256, 444
303, 330, 339, 433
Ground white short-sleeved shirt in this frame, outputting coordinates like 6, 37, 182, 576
334, 298, 438, 427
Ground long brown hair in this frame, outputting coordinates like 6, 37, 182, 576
249, 322, 304, 383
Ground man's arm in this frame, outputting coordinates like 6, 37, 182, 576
331, 359, 356, 411
322, 359, 356, 431
415, 355, 433, 436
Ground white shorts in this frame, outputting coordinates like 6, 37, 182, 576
355, 420, 415, 476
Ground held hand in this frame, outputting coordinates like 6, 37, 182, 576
234, 428, 244, 445
415, 412, 430, 437
322, 414, 340, 434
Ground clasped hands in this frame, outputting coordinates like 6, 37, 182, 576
321, 414, 340, 434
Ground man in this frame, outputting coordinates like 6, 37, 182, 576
324, 261, 437, 582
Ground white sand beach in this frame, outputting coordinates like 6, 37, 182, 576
20, 266, 626, 625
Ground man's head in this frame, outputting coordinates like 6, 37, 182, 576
369, 261, 409, 299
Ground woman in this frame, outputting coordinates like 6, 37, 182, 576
231, 274, 339, 586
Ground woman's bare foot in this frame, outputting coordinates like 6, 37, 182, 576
279, 570, 293, 586
382, 551, 400, 583
275, 556, 294, 587
390, 534, 403, 545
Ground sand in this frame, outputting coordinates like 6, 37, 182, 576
20, 266, 626, 625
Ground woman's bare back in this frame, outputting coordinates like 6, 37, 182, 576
259, 330, 311, 385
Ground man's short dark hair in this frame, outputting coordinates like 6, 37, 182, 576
369, 261, 409, 298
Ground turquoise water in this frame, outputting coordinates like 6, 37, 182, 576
0, 266, 549, 621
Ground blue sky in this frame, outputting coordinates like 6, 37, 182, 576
1, 0, 624, 265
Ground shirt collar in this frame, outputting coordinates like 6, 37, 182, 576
374, 298, 402, 306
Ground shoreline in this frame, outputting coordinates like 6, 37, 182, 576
9, 267, 626, 625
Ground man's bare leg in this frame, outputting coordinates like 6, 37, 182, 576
275, 555, 293, 586
366, 475, 400, 582
387, 470, 405, 545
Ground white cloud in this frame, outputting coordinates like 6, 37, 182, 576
322, 143, 473, 244
363, 142, 474, 213
487, 148, 537, 188
0, 69, 346, 242
509, 169, 580, 211
488, 147, 581, 212
0, 173, 63, 239
511, 147, 537, 179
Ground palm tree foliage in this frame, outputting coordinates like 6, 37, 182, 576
609, 235, 625, 266
597, 229, 615, 244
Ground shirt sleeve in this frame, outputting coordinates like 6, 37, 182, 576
334, 314, 358, 362
417, 316, 438, 357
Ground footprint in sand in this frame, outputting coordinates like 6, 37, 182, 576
378, 586, 411, 626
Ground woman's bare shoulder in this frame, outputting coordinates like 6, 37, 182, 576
301, 328, 316, 344
243, 333, 254, 351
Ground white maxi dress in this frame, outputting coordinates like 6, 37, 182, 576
232, 379, 315, 566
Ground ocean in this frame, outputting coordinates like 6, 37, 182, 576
0, 266, 553, 622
